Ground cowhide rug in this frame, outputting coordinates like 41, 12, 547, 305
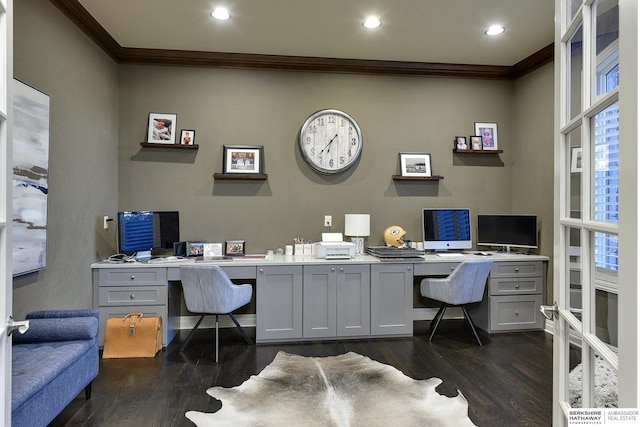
186, 351, 475, 426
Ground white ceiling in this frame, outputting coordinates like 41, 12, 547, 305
77, 0, 555, 66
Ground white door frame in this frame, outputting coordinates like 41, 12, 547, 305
0, 0, 13, 425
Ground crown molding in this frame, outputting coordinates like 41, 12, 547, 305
50, 0, 553, 80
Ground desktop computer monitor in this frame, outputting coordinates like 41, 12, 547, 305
477, 214, 538, 252
422, 208, 472, 251
118, 211, 180, 254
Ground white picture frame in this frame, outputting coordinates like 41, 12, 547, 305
474, 122, 499, 150
399, 152, 432, 177
147, 112, 177, 144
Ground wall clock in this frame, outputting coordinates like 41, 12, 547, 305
299, 109, 363, 174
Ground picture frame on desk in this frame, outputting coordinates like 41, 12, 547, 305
225, 240, 246, 256
147, 112, 177, 145
399, 152, 432, 177
204, 243, 223, 257
186, 242, 207, 257
474, 122, 498, 150
223, 145, 264, 174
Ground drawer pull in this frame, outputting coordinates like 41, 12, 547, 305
259, 268, 263, 273
331, 268, 335, 272
130, 275, 135, 280
130, 294, 135, 299
515, 284, 520, 289
339, 268, 344, 272
514, 268, 519, 272
515, 311, 519, 316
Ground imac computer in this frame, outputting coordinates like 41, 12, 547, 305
117, 211, 180, 254
422, 208, 472, 253
477, 214, 538, 252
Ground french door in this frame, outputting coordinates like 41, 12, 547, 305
553, 0, 638, 424
0, 1, 12, 425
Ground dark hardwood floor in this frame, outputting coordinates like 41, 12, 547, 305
50, 321, 553, 426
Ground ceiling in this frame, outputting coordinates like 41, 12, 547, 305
56, 0, 556, 78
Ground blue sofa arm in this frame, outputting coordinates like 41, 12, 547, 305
12, 312, 99, 344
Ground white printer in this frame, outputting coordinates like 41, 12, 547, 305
314, 233, 356, 259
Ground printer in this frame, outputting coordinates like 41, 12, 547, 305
314, 233, 356, 259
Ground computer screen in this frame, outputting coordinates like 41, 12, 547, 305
153, 211, 180, 249
422, 208, 472, 251
118, 211, 180, 254
118, 211, 154, 254
477, 214, 538, 251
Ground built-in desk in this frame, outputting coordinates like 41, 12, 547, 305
91, 252, 548, 346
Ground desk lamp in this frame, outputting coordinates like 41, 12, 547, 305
344, 214, 370, 256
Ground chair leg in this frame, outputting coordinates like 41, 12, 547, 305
228, 313, 254, 344
179, 314, 205, 352
429, 304, 448, 342
461, 306, 483, 347
215, 314, 219, 363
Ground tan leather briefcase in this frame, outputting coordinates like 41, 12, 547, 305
103, 313, 162, 358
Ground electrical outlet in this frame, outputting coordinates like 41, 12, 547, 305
324, 215, 332, 227
103, 216, 110, 230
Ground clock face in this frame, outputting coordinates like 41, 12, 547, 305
299, 109, 363, 174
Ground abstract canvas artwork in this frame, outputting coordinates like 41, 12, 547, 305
12, 79, 50, 276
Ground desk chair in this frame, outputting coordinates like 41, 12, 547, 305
420, 260, 493, 347
179, 264, 253, 362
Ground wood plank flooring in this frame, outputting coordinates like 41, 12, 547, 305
50, 321, 553, 426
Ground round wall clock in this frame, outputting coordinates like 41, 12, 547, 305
299, 109, 363, 174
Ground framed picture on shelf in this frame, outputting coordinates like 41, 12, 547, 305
223, 145, 264, 174
204, 243, 223, 257
147, 112, 177, 144
399, 152, 432, 177
180, 129, 195, 145
470, 136, 483, 150
474, 122, 498, 150
225, 240, 246, 256
454, 136, 468, 150
571, 147, 582, 173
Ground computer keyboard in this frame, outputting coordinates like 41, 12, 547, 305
435, 252, 464, 257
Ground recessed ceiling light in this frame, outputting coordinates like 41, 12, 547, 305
485, 25, 505, 36
211, 7, 230, 21
363, 16, 381, 29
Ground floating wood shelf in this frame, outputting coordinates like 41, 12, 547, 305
140, 142, 199, 150
392, 175, 444, 181
213, 173, 268, 180
453, 149, 503, 154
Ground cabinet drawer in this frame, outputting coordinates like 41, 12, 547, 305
98, 268, 167, 286
489, 294, 544, 331
490, 261, 544, 278
488, 277, 544, 295
413, 262, 459, 276
223, 266, 257, 280
99, 286, 167, 306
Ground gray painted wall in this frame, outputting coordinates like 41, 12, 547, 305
12, 1, 119, 318
11, 1, 554, 318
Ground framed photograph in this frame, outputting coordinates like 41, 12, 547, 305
454, 136, 468, 150
225, 240, 246, 256
186, 241, 207, 257
399, 152, 432, 177
571, 147, 582, 173
223, 145, 264, 174
147, 113, 177, 144
203, 243, 223, 257
180, 129, 195, 145
470, 136, 483, 150
475, 122, 498, 150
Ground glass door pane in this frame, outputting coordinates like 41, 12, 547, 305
567, 126, 582, 219
568, 24, 584, 121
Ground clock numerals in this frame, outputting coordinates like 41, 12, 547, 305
339, 155, 345, 165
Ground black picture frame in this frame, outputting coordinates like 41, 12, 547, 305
180, 129, 195, 145
225, 240, 246, 256
223, 145, 264, 174
399, 152, 433, 177
470, 135, 483, 150
454, 136, 468, 150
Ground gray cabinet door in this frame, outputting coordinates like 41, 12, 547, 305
336, 264, 370, 337
256, 265, 303, 342
303, 265, 337, 338
370, 264, 413, 336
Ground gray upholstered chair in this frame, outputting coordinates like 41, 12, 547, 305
420, 260, 493, 346
179, 264, 253, 362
